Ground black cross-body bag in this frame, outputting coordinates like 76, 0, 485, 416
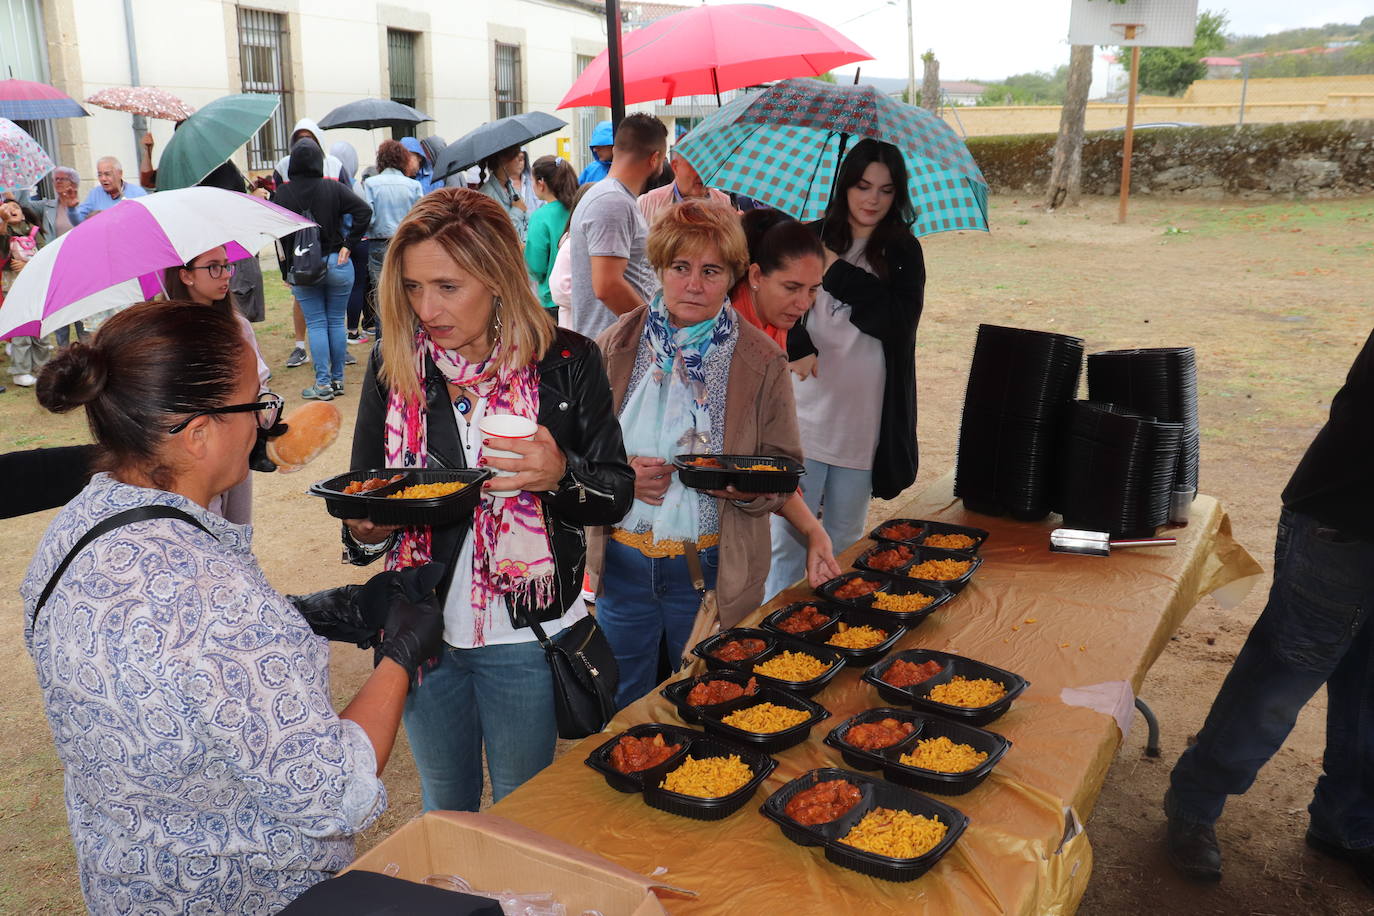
30, 506, 211, 625
527, 614, 620, 739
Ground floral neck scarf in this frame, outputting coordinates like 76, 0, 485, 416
384, 330, 554, 645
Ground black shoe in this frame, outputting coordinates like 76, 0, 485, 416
1166, 817, 1222, 882
1306, 830, 1374, 891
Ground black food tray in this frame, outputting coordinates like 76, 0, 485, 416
862, 649, 1029, 727
310, 467, 493, 526
760, 767, 969, 881
870, 518, 989, 554
693, 686, 831, 754
816, 572, 953, 625
673, 453, 805, 494
854, 544, 984, 594
691, 627, 845, 696
762, 601, 908, 665
825, 709, 1011, 795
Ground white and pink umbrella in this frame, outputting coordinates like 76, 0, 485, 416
0, 187, 312, 339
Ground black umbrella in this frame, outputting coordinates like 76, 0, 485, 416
433, 112, 567, 180
317, 98, 432, 131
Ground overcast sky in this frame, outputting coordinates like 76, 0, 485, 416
728, 1, 1371, 83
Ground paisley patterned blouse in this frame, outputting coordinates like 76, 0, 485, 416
21, 474, 385, 915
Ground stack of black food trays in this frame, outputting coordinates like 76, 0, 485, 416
954, 324, 1085, 521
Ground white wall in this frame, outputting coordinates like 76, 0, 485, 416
55, 0, 612, 189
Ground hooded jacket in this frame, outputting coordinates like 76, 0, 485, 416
272, 118, 348, 184
577, 120, 614, 185
400, 137, 439, 193
270, 140, 372, 280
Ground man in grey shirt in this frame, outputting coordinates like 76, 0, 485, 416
569, 113, 668, 339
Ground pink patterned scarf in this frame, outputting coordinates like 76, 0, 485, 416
384, 330, 555, 645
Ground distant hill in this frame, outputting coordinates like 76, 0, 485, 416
1223, 16, 1374, 77
1225, 17, 1373, 56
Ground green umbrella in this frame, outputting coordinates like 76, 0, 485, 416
155, 93, 280, 191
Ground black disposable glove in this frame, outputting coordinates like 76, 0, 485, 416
289, 563, 445, 649
375, 589, 444, 681
249, 420, 289, 473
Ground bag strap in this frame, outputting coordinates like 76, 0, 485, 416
683, 541, 706, 595
31, 506, 212, 626
527, 616, 553, 650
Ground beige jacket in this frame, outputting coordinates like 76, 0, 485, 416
589, 306, 802, 628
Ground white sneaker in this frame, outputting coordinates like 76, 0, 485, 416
13, 373, 37, 387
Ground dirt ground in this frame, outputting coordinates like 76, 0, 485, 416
1, 194, 1372, 913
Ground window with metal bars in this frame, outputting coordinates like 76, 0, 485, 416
387, 29, 418, 139
237, 8, 294, 171
494, 42, 522, 119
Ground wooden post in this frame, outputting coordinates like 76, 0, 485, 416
1117, 27, 1141, 224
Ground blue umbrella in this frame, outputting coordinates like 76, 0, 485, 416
674, 78, 989, 236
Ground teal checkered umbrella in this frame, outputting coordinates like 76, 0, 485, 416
674, 78, 989, 235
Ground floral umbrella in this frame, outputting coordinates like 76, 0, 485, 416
0, 118, 54, 192
86, 86, 196, 121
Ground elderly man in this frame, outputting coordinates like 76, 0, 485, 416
75, 156, 147, 222
637, 145, 733, 229
38, 167, 85, 345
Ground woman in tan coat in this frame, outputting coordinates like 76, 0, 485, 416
590, 199, 802, 708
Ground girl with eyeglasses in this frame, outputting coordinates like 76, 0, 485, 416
25, 301, 445, 913
164, 245, 273, 523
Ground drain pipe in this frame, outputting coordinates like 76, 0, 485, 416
121, 0, 147, 171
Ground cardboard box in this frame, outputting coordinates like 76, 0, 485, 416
346, 811, 687, 915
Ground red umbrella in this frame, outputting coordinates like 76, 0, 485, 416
558, 3, 871, 108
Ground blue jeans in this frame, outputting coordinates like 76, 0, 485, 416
345, 238, 370, 332
765, 459, 873, 601
1167, 508, 1374, 849
597, 540, 719, 708
403, 634, 561, 812
292, 257, 352, 388
54, 321, 86, 347
366, 240, 390, 337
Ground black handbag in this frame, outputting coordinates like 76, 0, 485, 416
528, 613, 620, 739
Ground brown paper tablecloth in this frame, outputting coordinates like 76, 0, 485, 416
487, 474, 1262, 914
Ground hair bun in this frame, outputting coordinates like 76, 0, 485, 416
36, 341, 109, 412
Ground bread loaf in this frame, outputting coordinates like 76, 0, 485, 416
267, 401, 342, 473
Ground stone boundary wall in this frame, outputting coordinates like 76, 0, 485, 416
967, 120, 1374, 199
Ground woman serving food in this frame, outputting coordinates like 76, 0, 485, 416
591, 199, 804, 708
346, 189, 632, 813
23, 302, 443, 913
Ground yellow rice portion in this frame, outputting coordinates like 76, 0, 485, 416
753, 650, 832, 681
923, 533, 977, 550
899, 736, 989, 773
826, 623, 889, 649
839, 807, 948, 859
721, 702, 810, 733
387, 481, 467, 499
927, 676, 1007, 708
906, 558, 973, 581
872, 591, 935, 613
738, 462, 781, 471
659, 754, 754, 797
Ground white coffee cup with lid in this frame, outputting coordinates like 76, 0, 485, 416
479, 414, 538, 497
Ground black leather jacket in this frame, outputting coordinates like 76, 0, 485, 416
346, 328, 633, 628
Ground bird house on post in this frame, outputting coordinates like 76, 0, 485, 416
1068, 0, 1198, 223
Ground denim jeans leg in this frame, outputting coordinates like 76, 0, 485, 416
659, 547, 719, 666
293, 282, 331, 389
346, 239, 369, 332
765, 458, 830, 601
1168, 509, 1373, 827
597, 541, 663, 708
325, 260, 353, 383
817, 463, 874, 557
55, 324, 70, 348
367, 241, 388, 337
403, 644, 484, 812
469, 636, 560, 803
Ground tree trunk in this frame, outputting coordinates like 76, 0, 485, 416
1045, 44, 1094, 210
921, 56, 940, 112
